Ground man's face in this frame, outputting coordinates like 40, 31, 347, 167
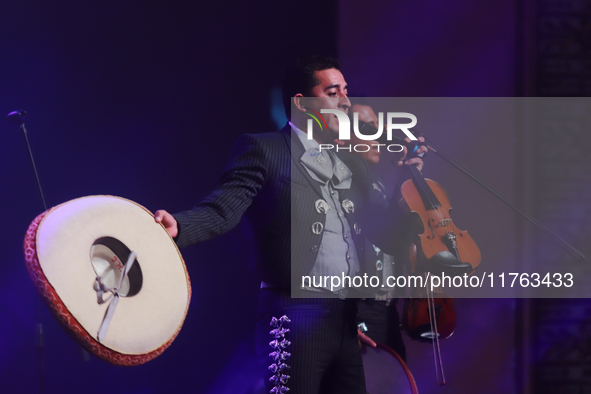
303, 68, 350, 143
350, 103, 381, 165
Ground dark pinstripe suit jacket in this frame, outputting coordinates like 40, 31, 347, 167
173, 124, 403, 289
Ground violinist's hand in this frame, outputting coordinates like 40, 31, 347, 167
154, 210, 178, 238
358, 330, 377, 349
392, 136, 427, 173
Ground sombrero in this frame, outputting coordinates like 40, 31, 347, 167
23, 195, 191, 366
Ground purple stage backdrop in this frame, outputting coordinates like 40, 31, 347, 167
1, 1, 589, 393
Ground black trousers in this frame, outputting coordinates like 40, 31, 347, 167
256, 288, 366, 394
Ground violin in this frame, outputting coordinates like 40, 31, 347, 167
399, 161, 481, 385
399, 164, 480, 275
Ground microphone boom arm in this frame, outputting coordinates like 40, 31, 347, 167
420, 135, 585, 263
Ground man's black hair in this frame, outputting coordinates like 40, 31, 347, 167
282, 55, 341, 120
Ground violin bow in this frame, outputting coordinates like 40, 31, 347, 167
421, 135, 586, 263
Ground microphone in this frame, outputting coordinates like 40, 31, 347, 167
357, 121, 424, 158
6, 110, 27, 125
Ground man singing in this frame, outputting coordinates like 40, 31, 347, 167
155, 56, 423, 393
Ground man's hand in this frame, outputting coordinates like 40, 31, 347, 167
358, 329, 377, 349
392, 136, 427, 173
154, 210, 178, 238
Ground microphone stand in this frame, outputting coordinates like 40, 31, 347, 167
6, 111, 47, 394
6, 111, 90, 394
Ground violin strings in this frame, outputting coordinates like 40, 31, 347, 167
410, 165, 448, 237
411, 163, 462, 262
